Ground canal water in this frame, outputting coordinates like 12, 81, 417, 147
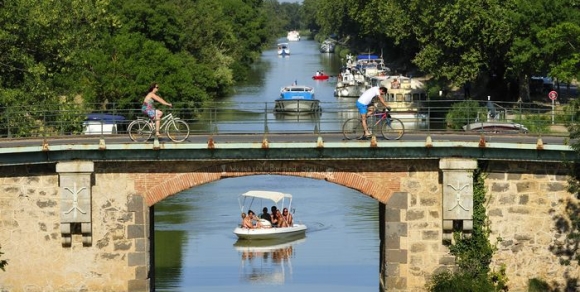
154, 39, 380, 291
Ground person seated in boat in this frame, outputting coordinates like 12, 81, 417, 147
315, 70, 321, 76
241, 212, 254, 229
391, 78, 401, 89
282, 208, 293, 227
271, 206, 279, 227
246, 210, 263, 229
260, 207, 272, 223
275, 209, 288, 227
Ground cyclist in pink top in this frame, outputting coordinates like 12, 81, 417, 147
356, 86, 389, 138
142, 83, 172, 137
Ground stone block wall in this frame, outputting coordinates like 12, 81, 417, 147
1, 158, 578, 292
398, 162, 452, 291
485, 161, 580, 291
0, 163, 149, 291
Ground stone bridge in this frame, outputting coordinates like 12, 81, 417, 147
0, 137, 578, 291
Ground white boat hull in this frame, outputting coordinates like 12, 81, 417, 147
334, 84, 365, 97
463, 122, 528, 133
234, 224, 307, 240
274, 99, 321, 114
390, 112, 429, 130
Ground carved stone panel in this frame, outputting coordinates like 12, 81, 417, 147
56, 161, 94, 246
60, 175, 91, 223
439, 158, 477, 234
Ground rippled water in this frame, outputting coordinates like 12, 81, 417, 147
153, 39, 380, 292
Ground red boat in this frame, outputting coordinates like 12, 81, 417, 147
312, 74, 330, 80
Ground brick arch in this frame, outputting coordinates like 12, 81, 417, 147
138, 161, 402, 206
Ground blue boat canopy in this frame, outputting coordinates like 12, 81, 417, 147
85, 113, 126, 124
280, 91, 315, 100
357, 54, 380, 60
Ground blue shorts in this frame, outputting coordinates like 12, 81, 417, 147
356, 101, 368, 115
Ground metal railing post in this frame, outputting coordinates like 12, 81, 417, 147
263, 102, 269, 135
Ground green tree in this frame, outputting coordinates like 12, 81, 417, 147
537, 22, 580, 84
300, 0, 321, 32
307, 0, 580, 101
0, 0, 280, 137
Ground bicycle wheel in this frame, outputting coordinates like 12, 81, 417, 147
128, 119, 153, 142
342, 118, 364, 140
381, 117, 405, 140
166, 119, 190, 142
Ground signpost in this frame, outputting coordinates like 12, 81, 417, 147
549, 91, 558, 124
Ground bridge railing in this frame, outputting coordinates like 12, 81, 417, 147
0, 100, 573, 139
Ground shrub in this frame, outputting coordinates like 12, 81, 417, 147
445, 100, 488, 130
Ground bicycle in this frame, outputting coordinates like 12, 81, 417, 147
342, 107, 405, 140
127, 112, 190, 142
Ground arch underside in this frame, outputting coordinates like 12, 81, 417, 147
138, 160, 422, 206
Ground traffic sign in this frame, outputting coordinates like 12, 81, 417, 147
548, 91, 558, 101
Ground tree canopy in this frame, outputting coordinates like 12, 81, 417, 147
311, 0, 580, 100
0, 0, 273, 113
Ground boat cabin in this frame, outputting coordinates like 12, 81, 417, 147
368, 75, 426, 105
367, 75, 428, 129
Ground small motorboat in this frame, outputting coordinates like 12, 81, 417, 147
312, 74, 330, 80
277, 43, 290, 56
234, 190, 307, 240
274, 84, 321, 114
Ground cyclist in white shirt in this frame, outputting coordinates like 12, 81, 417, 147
356, 86, 389, 138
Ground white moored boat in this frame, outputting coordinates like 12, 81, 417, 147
274, 84, 321, 115
287, 30, 300, 41
366, 75, 429, 130
234, 190, 307, 240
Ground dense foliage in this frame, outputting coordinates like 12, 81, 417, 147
427, 168, 508, 291
307, 0, 580, 101
0, 0, 275, 115
445, 100, 488, 130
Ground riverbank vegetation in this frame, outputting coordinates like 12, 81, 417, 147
2, 0, 577, 112
301, 0, 579, 102
0, 0, 300, 113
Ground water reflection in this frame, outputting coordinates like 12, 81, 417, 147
234, 235, 306, 284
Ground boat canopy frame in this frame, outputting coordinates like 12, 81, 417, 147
238, 190, 294, 214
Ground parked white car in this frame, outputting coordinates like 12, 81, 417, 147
82, 113, 126, 135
